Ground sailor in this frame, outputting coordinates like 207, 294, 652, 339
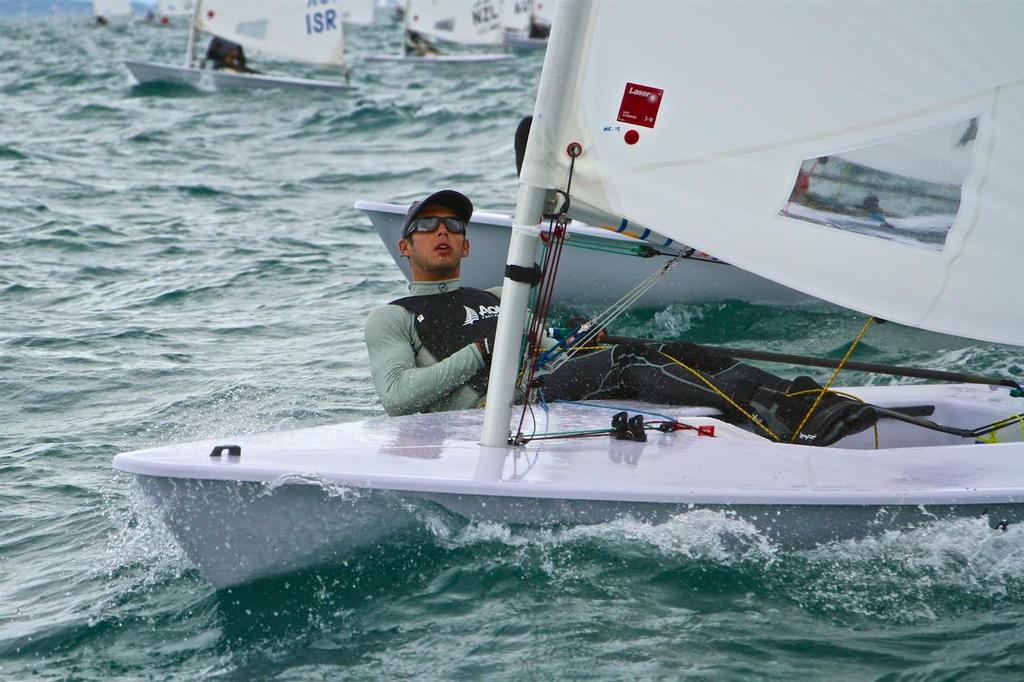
365, 190, 879, 446
202, 37, 258, 73
405, 30, 440, 57
528, 17, 550, 39
856, 195, 892, 226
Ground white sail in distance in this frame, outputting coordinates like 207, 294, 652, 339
500, 0, 531, 34
197, 0, 346, 67
339, 0, 375, 26
406, 0, 505, 46
520, 1, 1024, 347
93, 0, 131, 17
158, 0, 195, 16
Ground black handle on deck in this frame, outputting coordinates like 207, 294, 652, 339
209, 444, 241, 458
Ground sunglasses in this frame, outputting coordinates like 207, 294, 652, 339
406, 216, 468, 236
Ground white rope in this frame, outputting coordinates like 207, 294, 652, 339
543, 253, 685, 372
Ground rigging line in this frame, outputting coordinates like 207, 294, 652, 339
870, 408, 1024, 440
525, 220, 566, 379
550, 399, 681, 423
514, 218, 552, 389
515, 152, 580, 439
968, 412, 1024, 438
523, 216, 562, 361
562, 259, 673, 349
658, 350, 782, 441
516, 219, 559, 436
514, 217, 561, 415
545, 254, 685, 372
524, 225, 557, 364
789, 317, 876, 443
562, 239, 671, 258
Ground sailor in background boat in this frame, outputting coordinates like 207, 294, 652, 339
528, 16, 550, 39
364, 190, 880, 446
854, 195, 894, 227
405, 30, 440, 57
202, 36, 259, 74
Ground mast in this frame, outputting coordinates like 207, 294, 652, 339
479, 0, 593, 447
184, 0, 202, 67
401, 0, 410, 57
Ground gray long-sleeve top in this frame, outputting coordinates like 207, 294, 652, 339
365, 279, 501, 416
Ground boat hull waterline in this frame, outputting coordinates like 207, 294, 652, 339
362, 53, 514, 63
114, 384, 1024, 588
123, 59, 354, 92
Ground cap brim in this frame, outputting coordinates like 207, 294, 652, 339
402, 190, 474, 237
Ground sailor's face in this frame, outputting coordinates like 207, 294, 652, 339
399, 205, 470, 281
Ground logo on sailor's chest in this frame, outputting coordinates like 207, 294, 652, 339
463, 304, 500, 326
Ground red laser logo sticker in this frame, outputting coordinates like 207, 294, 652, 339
617, 82, 663, 129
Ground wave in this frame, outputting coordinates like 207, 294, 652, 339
0, 145, 28, 160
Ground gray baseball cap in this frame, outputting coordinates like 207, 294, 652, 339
401, 190, 474, 238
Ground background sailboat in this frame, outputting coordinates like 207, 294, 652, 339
356, 198, 811, 305
124, 0, 355, 91
365, 0, 513, 63
339, 0, 377, 26
93, 0, 131, 22
114, 0, 1024, 589
155, 0, 194, 24
500, 0, 531, 36
502, 0, 548, 50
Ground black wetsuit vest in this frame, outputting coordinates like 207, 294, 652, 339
391, 287, 500, 393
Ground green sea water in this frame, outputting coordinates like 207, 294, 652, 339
3, 13, 1024, 681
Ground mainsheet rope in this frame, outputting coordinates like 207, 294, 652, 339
788, 316, 876, 443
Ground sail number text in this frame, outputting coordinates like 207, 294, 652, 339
306, 0, 338, 34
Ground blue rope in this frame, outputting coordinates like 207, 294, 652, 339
549, 399, 678, 423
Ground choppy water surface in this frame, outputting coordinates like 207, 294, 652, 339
2, 15, 1024, 681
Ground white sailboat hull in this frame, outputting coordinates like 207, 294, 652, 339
362, 53, 513, 63
114, 384, 1024, 588
356, 200, 810, 306
504, 33, 547, 50
123, 59, 353, 92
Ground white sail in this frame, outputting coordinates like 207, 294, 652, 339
197, 0, 346, 67
406, 0, 505, 46
158, 0, 195, 16
520, 1, 1024, 347
339, 0, 375, 25
500, 0, 531, 33
93, 0, 131, 17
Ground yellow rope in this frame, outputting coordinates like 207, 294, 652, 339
789, 317, 876, 443
978, 414, 1024, 444
659, 351, 781, 441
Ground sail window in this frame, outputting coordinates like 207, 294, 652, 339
780, 118, 978, 252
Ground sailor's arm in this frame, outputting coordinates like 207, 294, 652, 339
365, 305, 485, 416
